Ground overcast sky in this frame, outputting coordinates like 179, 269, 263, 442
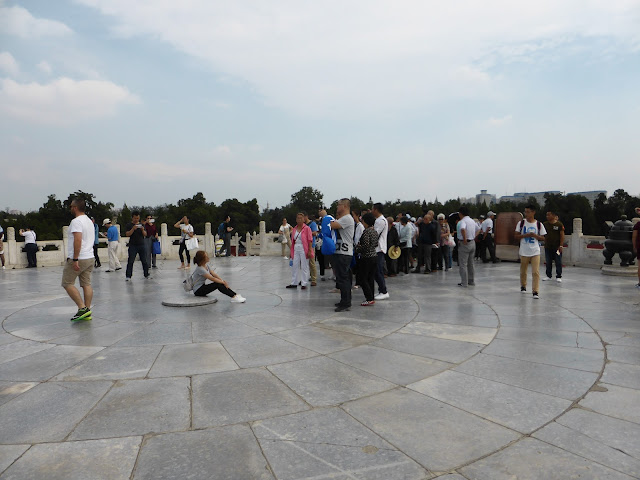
1, 0, 639, 212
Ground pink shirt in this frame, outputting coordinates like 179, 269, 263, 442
290, 224, 314, 258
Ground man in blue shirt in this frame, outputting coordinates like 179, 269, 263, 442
103, 219, 122, 272
304, 212, 318, 286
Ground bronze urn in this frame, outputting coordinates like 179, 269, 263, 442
603, 216, 635, 267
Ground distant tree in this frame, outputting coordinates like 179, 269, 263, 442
290, 186, 324, 214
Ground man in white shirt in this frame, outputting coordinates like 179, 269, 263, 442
514, 204, 547, 299
372, 203, 389, 300
480, 211, 499, 263
62, 198, 95, 321
457, 206, 477, 287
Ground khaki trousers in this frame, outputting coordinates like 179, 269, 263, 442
309, 255, 317, 283
108, 241, 122, 270
520, 255, 540, 293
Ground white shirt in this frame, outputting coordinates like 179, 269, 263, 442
68, 214, 95, 260
374, 215, 388, 254
354, 222, 365, 246
516, 220, 547, 257
480, 218, 493, 234
21, 230, 36, 244
457, 216, 477, 241
180, 224, 194, 241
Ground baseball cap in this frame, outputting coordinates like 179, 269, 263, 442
102, 219, 111, 226
487, 211, 496, 216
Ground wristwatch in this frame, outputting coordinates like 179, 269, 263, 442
73, 258, 78, 262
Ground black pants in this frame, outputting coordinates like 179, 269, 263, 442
480, 235, 497, 262
126, 244, 149, 278
223, 234, 231, 256
194, 282, 236, 297
25, 243, 37, 267
416, 244, 432, 272
399, 248, 411, 274
333, 254, 352, 307
385, 254, 397, 275
375, 252, 387, 294
431, 246, 440, 271
178, 242, 190, 264
93, 244, 101, 267
316, 249, 325, 276
358, 256, 376, 301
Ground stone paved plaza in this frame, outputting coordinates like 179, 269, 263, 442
0, 257, 639, 479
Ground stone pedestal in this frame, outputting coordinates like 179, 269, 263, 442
601, 265, 638, 277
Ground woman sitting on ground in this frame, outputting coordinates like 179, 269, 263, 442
191, 250, 246, 303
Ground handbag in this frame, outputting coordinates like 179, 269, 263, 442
152, 240, 161, 255
185, 237, 199, 250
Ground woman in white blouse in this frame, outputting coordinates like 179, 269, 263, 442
278, 218, 292, 259
19, 227, 37, 268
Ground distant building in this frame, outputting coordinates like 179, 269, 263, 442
567, 191, 607, 207
498, 191, 562, 205
476, 190, 496, 206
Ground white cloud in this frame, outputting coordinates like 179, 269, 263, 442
37, 61, 52, 74
0, 5, 72, 38
214, 145, 231, 155
75, 0, 640, 116
0, 51, 19, 76
0, 77, 140, 125
488, 114, 513, 126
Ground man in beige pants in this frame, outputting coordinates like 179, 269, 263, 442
103, 219, 122, 272
514, 204, 547, 300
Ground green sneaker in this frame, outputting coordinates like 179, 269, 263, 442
71, 307, 92, 322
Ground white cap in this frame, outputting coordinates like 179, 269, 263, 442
102, 218, 111, 226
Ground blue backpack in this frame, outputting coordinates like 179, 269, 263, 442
217, 222, 225, 237
320, 216, 336, 255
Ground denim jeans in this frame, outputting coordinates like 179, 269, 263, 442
545, 248, 562, 279
126, 244, 149, 278
374, 252, 387, 294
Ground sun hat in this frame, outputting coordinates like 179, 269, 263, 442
388, 245, 401, 259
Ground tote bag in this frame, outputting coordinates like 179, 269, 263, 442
185, 237, 199, 250
152, 240, 161, 255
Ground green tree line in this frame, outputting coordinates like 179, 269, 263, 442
2, 188, 637, 240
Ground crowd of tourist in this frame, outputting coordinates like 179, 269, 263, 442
280, 200, 582, 310
2, 196, 639, 322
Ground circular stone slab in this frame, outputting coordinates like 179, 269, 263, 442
162, 296, 219, 307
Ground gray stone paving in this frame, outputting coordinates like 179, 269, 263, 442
0, 257, 639, 479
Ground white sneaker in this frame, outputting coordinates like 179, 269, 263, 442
284, 256, 289, 260
374, 292, 390, 300
230, 295, 246, 303
542, 277, 552, 281
556, 278, 562, 283
1, 266, 5, 270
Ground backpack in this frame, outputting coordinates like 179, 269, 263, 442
320, 216, 336, 255
182, 274, 195, 292
217, 222, 225, 237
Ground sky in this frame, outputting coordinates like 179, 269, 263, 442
1, 0, 639, 212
